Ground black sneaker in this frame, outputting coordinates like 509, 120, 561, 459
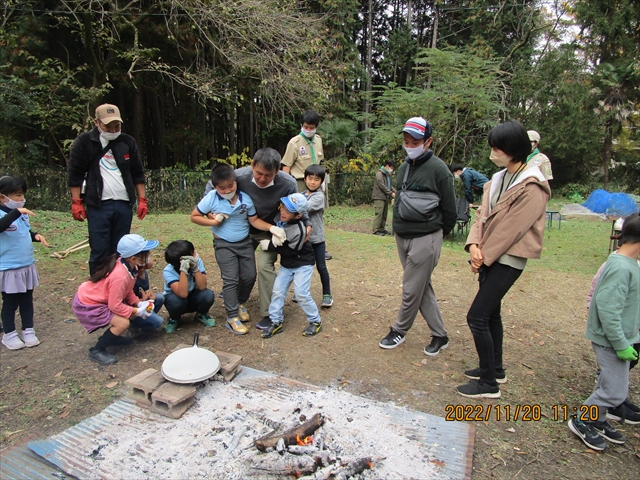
89, 347, 118, 365
607, 402, 640, 425
593, 420, 626, 444
568, 418, 607, 451
374, 231, 386, 236
379, 328, 405, 349
256, 316, 272, 330
424, 336, 449, 356
464, 367, 507, 384
456, 379, 501, 399
302, 322, 322, 337
623, 398, 640, 413
261, 321, 283, 339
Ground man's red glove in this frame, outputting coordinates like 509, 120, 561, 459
137, 197, 148, 220
71, 198, 87, 221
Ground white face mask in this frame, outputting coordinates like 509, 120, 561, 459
99, 128, 121, 142
218, 190, 236, 200
251, 177, 274, 189
454, 174, 460, 179
404, 144, 425, 160
490, 150, 512, 167
2, 195, 25, 210
301, 128, 316, 138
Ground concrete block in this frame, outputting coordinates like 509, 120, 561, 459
216, 351, 242, 374
151, 382, 197, 419
125, 368, 166, 406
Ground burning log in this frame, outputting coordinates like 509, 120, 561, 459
254, 413, 325, 452
248, 454, 317, 477
334, 456, 381, 480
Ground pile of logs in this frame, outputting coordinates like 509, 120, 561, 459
249, 413, 383, 479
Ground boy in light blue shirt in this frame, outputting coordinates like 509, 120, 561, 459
162, 240, 215, 333
190, 164, 285, 334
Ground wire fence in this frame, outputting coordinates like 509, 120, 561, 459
1, 167, 379, 212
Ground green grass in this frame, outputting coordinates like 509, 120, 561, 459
30, 200, 615, 278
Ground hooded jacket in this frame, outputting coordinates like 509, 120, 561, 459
465, 166, 550, 266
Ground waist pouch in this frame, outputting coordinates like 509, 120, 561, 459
396, 190, 440, 222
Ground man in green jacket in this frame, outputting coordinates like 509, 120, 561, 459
371, 159, 396, 235
379, 117, 457, 356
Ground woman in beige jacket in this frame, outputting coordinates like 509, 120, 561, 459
457, 121, 551, 399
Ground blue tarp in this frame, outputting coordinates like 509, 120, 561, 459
583, 189, 639, 216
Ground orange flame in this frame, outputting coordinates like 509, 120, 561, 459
296, 435, 313, 446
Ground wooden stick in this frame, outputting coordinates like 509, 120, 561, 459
254, 413, 325, 452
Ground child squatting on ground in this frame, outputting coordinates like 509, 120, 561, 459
190, 164, 286, 335
302, 165, 333, 308
260, 193, 323, 339
568, 213, 640, 451
0, 176, 49, 350
72, 234, 162, 365
162, 240, 216, 333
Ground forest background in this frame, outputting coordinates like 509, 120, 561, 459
1, 0, 639, 203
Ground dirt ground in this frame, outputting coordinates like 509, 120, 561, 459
1, 213, 639, 479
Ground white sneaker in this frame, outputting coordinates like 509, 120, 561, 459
2, 331, 26, 350
21, 328, 40, 347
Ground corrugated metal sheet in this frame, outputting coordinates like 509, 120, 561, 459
24, 367, 473, 480
1, 437, 71, 480
28, 399, 169, 480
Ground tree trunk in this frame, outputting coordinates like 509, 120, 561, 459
602, 127, 613, 190
249, 98, 255, 157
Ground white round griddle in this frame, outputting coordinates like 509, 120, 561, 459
162, 333, 220, 384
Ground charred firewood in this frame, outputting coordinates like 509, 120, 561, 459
248, 453, 317, 477
287, 445, 319, 455
254, 413, 325, 452
334, 456, 383, 480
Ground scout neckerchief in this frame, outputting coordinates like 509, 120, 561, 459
299, 132, 317, 165
494, 162, 526, 205
526, 148, 540, 163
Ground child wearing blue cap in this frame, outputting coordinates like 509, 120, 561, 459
259, 193, 322, 338
72, 233, 161, 365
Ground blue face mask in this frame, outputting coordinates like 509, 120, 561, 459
2, 195, 25, 210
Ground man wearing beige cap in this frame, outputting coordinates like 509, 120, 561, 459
527, 130, 553, 180
68, 104, 148, 274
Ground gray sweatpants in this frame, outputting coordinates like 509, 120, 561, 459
214, 236, 256, 319
392, 231, 448, 338
585, 342, 630, 422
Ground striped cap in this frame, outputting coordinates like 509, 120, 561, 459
401, 117, 432, 140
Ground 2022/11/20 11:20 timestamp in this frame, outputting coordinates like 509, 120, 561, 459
552, 405, 599, 422
444, 405, 599, 422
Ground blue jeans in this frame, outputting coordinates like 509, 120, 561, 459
130, 294, 165, 330
164, 289, 214, 320
269, 265, 320, 325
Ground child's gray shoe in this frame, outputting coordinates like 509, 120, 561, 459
2, 331, 26, 350
21, 328, 40, 347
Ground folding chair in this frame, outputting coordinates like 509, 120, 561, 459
454, 198, 471, 240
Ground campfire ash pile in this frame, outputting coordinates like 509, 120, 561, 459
89, 380, 439, 479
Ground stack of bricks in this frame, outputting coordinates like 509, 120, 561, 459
124, 349, 243, 419
125, 368, 196, 419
